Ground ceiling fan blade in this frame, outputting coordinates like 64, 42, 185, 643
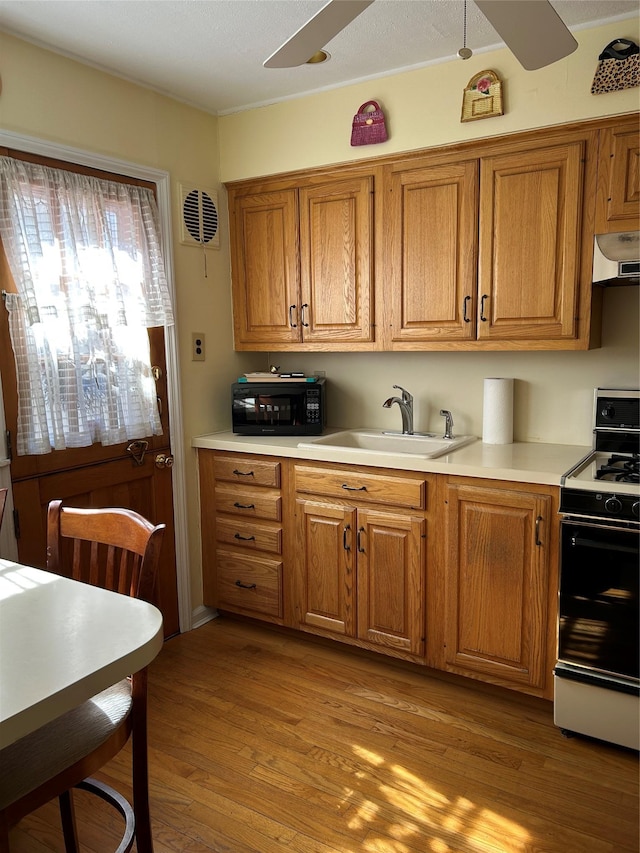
475, 0, 578, 70
264, 0, 375, 68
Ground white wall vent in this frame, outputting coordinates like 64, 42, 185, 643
178, 184, 220, 249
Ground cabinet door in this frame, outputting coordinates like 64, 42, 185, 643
357, 508, 426, 656
299, 176, 374, 343
295, 499, 356, 637
595, 122, 640, 233
230, 189, 300, 345
444, 482, 551, 691
478, 143, 584, 341
387, 160, 478, 342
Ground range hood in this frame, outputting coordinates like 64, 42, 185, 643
593, 231, 640, 286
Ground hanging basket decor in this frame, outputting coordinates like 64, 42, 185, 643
350, 101, 388, 146
591, 38, 640, 94
461, 70, 504, 123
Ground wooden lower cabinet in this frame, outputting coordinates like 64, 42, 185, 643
441, 478, 558, 699
294, 498, 426, 656
199, 450, 559, 697
199, 450, 285, 624
292, 462, 429, 660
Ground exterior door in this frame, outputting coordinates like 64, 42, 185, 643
0, 243, 180, 641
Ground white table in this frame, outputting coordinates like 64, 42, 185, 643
0, 558, 164, 749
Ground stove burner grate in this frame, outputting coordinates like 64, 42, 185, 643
595, 454, 640, 484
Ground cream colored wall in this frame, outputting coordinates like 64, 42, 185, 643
219, 18, 640, 447
219, 20, 639, 179
0, 32, 251, 615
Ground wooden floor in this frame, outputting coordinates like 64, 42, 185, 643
9, 616, 640, 853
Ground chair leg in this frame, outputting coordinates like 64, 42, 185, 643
0, 813, 11, 853
131, 670, 153, 853
59, 790, 80, 853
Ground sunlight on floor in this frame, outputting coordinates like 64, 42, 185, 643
349, 743, 531, 853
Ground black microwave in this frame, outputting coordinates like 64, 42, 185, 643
231, 379, 326, 435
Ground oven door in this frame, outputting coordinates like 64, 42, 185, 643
558, 517, 639, 686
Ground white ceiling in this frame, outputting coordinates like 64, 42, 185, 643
0, 0, 637, 115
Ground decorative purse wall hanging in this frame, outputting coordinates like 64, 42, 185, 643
591, 38, 640, 94
461, 70, 504, 123
350, 101, 388, 146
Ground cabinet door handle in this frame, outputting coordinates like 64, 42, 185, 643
463, 295, 471, 323
343, 523, 351, 552
535, 515, 543, 546
300, 303, 309, 327
289, 304, 297, 328
234, 533, 256, 541
342, 483, 367, 492
233, 502, 255, 510
357, 526, 365, 553
480, 294, 488, 322
235, 580, 257, 590
233, 469, 254, 477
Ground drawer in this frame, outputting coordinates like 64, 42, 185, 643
216, 550, 282, 618
216, 517, 282, 554
214, 454, 281, 488
215, 484, 282, 521
295, 465, 426, 509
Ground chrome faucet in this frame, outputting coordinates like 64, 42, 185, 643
440, 409, 454, 440
383, 385, 414, 435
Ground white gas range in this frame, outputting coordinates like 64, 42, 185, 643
555, 389, 639, 750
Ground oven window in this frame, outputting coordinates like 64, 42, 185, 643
559, 522, 639, 681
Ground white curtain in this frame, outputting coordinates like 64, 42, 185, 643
0, 156, 174, 456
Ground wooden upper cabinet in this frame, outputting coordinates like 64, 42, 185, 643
386, 159, 479, 342
595, 119, 640, 233
227, 117, 621, 351
229, 188, 300, 346
299, 176, 374, 343
228, 174, 374, 350
478, 142, 584, 341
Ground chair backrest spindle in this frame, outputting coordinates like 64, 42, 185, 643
46, 500, 165, 604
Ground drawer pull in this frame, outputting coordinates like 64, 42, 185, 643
233, 502, 256, 510
234, 533, 256, 541
343, 523, 351, 552
235, 580, 257, 590
480, 294, 488, 322
535, 515, 543, 547
463, 294, 471, 323
233, 469, 255, 477
342, 483, 367, 492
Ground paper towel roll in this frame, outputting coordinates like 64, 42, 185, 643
483, 378, 514, 445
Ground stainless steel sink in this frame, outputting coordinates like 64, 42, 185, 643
298, 429, 477, 459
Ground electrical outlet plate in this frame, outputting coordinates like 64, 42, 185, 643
192, 332, 205, 361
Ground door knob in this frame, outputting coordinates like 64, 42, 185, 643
155, 453, 174, 469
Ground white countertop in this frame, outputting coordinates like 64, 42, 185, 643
0, 560, 164, 749
192, 430, 591, 487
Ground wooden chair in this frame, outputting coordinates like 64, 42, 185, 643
0, 501, 166, 852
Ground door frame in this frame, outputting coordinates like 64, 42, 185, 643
0, 128, 191, 632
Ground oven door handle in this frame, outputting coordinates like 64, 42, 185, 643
570, 534, 638, 554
